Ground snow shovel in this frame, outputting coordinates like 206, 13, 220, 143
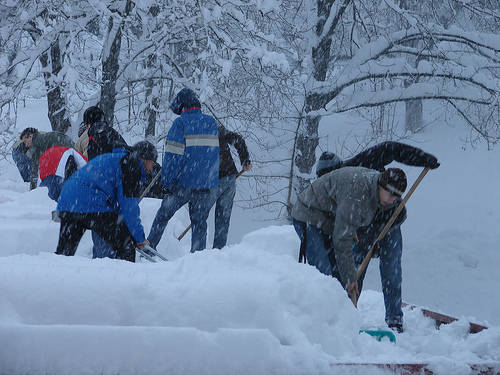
136, 248, 157, 262
143, 245, 168, 261
349, 167, 430, 308
359, 329, 396, 343
177, 169, 246, 241
136, 245, 168, 262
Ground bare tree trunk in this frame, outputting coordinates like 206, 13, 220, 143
38, 37, 71, 133
298, 0, 351, 177
144, 55, 159, 139
145, 95, 159, 139
294, 115, 320, 193
100, 0, 132, 127
405, 96, 423, 132
293, 0, 351, 194
400, 0, 423, 133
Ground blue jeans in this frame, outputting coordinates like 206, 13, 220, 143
293, 218, 403, 325
40, 175, 64, 201
293, 219, 332, 276
332, 226, 403, 326
12, 147, 32, 183
148, 188, 216, 252
374, 226, 403, 325
92, 230, 116, 259
213, 174, 236, 249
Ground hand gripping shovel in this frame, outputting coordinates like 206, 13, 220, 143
136, 245, 168, 262
136, 178, 169, 262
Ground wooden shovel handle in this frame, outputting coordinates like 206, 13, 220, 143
350, 167, 430, 308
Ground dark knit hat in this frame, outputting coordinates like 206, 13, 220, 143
170, 88, 201, 115
379, 168, 407, 197
316, 152, 343, 177
132, 140, 158, 162
83, 106, 105, 125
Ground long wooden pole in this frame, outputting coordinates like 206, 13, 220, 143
139, 169, 162, 201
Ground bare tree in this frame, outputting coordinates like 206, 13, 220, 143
100, 0, 133, 127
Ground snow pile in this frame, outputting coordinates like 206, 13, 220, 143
1, 98, 500, 374
0, 195, 499, 374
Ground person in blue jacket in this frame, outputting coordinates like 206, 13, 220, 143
55, 141, 157, 262
148, 88, 219, 252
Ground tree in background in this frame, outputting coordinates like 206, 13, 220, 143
0, 0, 498, 216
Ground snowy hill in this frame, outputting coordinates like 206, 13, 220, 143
1, 176, 500, 374
1, 99, 500, 373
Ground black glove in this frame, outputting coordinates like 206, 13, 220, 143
425, 154, 440, 169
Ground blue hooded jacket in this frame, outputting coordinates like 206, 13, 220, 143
162, 89, 219, 190
57, 149, 147, 243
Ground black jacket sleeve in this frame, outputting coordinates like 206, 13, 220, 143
120, 153, 143, 198
118, 153, 146, 243
343, 141, 439, 171
220, 125, 250, 166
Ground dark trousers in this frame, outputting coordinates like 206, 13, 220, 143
55, 212, 136, 262
213, 174, 237, 249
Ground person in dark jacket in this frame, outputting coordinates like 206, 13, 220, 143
148, 88, 219, 253
12, 127, 37, 182
212, 124, 251, 249
313, 141, 440, 332
77, 106, 167, 199
26, 129, 74, 190
142, 161, 171, 199
55, 142, 157, 262
75, 106, 106, 159
75, 106, 129, 259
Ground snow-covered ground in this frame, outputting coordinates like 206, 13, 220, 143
1, 99, 500, 374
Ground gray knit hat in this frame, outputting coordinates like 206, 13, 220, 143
316, 152, 343, 177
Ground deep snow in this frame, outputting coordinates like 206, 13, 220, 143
1, 99, 500, 374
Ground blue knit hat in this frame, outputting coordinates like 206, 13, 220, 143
170, 88, 201, 115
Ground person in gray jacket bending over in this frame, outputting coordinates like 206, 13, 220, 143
291, 167, 407, 318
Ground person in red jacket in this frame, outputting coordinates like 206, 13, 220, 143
38, 146, 87, 201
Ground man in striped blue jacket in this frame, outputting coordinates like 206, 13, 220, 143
148, 88, 219, 252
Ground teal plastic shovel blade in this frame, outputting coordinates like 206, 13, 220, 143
359, 329, 396, 343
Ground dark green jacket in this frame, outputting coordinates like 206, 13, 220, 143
27, 131, 74, 189
292, 167, 393, 285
